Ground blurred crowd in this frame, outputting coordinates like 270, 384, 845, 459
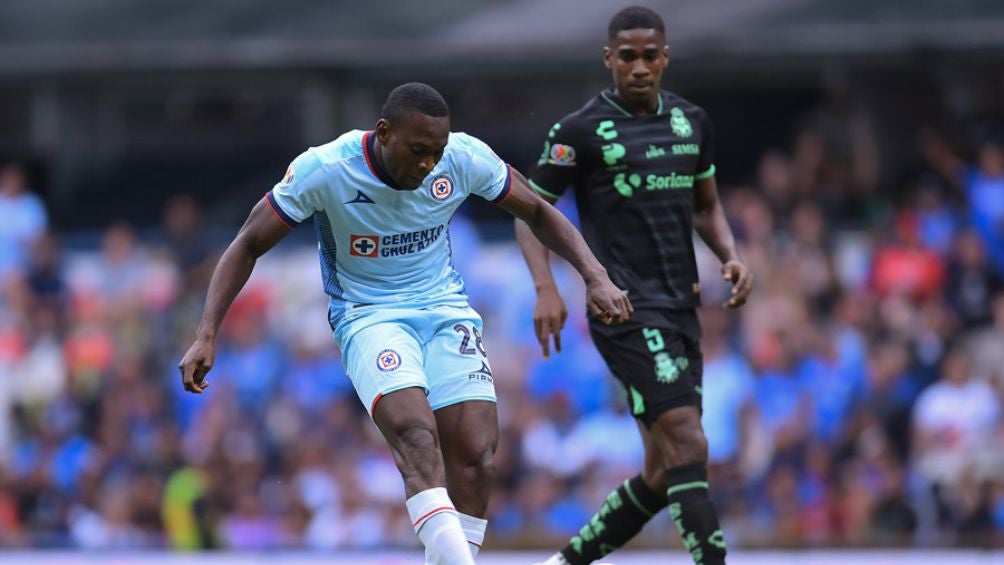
0, 99, 1002, 552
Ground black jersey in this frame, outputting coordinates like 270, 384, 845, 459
529, 88, 715, 311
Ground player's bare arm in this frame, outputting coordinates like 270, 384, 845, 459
513, 192, 567, 358
502, 167, 632, 326
693, 175, 753, 308
178, 196, 293, 394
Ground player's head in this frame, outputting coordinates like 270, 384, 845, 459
604, 6, 669, 106
376, 82, 450, 190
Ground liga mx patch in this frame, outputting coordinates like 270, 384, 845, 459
429, 174, 454, 202
280, 165, 295, 185
548, 143, 576, 166
376, 349, 401, 372
350, 235, 379, 257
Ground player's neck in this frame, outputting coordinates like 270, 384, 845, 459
367, 131, 405, 190
612, 87, 660, 115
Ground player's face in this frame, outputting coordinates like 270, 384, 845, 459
604, 29, 669, 105
377, 112, 450, 190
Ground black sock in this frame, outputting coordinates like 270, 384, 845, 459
665, 463, 727, 565
559, 474, 668, 565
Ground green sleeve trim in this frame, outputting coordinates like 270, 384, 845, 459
695, 164, 716, 180
622, 479, 656, 518
529, 179, 561, 201
666, 480, 709, 497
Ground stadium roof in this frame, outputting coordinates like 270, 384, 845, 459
0, 0, 1002, 73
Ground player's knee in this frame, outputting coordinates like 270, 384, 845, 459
450, 440, 497, 485
653, 409, 708, 466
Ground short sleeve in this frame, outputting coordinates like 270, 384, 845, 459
695, 109, 716, 180
457, 133, 512, 204
266, 150, 326, 228
528, 117, 584, 201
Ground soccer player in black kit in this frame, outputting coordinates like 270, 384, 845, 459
518, 7, 753, 565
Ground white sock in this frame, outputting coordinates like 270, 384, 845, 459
457, 512, 488, 557
406, 487, 474, 565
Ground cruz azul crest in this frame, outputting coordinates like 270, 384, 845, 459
376, 349, 402, 372
430, 174, 454, 202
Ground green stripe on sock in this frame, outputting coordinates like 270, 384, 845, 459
622, 480, 655, 518
666, 481, 708, 497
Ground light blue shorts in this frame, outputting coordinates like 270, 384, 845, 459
333, 304, 496, 416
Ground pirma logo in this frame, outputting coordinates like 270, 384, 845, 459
430, 174, 454, 201
376, 349, 401, 372
468, 360, 494, 383
350, 235, 379, 257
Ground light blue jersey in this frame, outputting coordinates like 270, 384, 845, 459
267, 130, 512, 328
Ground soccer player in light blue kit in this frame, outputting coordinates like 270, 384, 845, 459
178, 83, 632, 564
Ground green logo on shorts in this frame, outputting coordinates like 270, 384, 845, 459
642, 328, 689, 384
654, 352, 679, 383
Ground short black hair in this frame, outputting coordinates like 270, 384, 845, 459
380, 82, 449, 123
608, 6, 665, 41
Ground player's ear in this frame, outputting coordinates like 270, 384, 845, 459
602, 46, 613, 69
663, 46, 671, 65
375, 118, 391, 144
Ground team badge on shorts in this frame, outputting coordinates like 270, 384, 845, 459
429, 174, 454, 202
376, 349, 402, 372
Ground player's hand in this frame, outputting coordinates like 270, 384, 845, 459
585, 275, 633, 325
533, 287, 568, 359
178, 337, 215, 394
721, 260, 753, 308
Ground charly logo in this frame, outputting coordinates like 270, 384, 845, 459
376, 349, 402, 372
670, 107, 693, 138
602, 143, 626, 167
596, 120, 627, 169
548, 144, 576, 166
430, 174, 454, 202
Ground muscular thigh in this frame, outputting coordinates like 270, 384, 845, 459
338, 312, 428, 417
590, 309, 703, 427
422, 305, 497, 412
435, 400, 499, 464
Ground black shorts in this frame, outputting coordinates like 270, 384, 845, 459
589, 308, 703, 427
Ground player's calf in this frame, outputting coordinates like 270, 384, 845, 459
437, 400, 499, 556
652, 408, 726, 565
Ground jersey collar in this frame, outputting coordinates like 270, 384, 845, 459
600, 88, 664, 117
362, 131, 406, 190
